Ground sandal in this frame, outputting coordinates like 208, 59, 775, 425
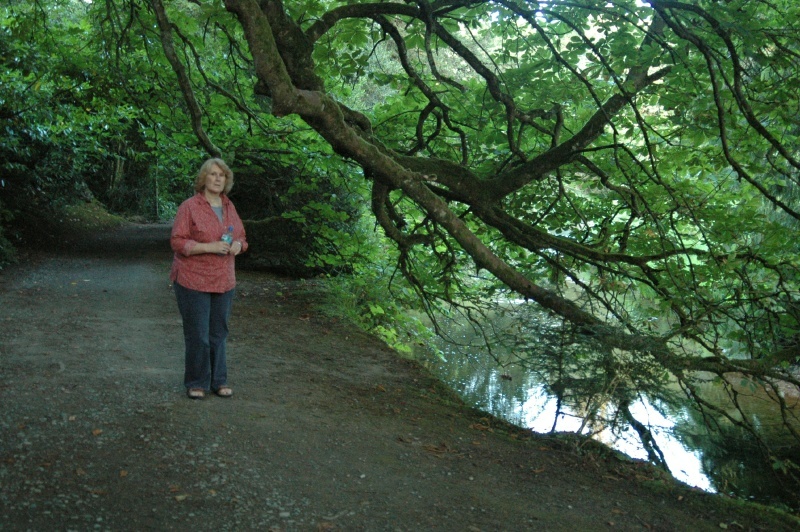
187, 388, 205, 400
214, 386, 233, 398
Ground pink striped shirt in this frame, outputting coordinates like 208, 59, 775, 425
170, 193, 248, 293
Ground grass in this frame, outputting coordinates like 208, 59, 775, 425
61, 200, 127, 233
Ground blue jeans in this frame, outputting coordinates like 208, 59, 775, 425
173, 281, 235, 391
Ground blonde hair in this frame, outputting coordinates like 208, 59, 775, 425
194, 158, 234, 194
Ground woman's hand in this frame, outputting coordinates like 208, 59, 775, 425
229, 241, 244, 256
187, 240, 241, 256
195, 241, 230, 255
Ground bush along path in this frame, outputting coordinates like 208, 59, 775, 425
0, 223, 797, 531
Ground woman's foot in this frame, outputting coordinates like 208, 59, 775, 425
214, 386, 233, 398
187, 388, 205, 400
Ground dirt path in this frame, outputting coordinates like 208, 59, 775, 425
0, 224, 797, 531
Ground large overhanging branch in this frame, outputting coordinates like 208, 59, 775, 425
150, 0, 221, 157
225, 0, 605, 323
304, 1, 671, 207
305, 2, 419, 44
485, 65, 671, 202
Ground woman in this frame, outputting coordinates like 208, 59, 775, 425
170, 158, 248, 399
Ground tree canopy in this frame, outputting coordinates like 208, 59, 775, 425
2, 0, 800, 500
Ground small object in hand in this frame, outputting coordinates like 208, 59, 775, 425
221, 225, 234, 244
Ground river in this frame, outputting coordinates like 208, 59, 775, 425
412, 314, 800, 511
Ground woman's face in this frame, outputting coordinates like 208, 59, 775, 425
204, 164, 226, 195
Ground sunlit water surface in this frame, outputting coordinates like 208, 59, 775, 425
415, 345, 799, 508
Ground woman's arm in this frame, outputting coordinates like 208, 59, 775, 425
228, 201, 248, 255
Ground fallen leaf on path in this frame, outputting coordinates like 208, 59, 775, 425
119, 470, 128, 478
92, 428, 103, 436
424, 442, 460, 457
424, 443, 448, 455
174, 494, 189, 502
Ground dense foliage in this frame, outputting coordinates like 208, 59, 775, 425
2, 0, 800, 505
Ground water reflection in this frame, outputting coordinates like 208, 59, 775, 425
422, 350, 714, 490
600, 399, 712, 492
415, 335, 800, 510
